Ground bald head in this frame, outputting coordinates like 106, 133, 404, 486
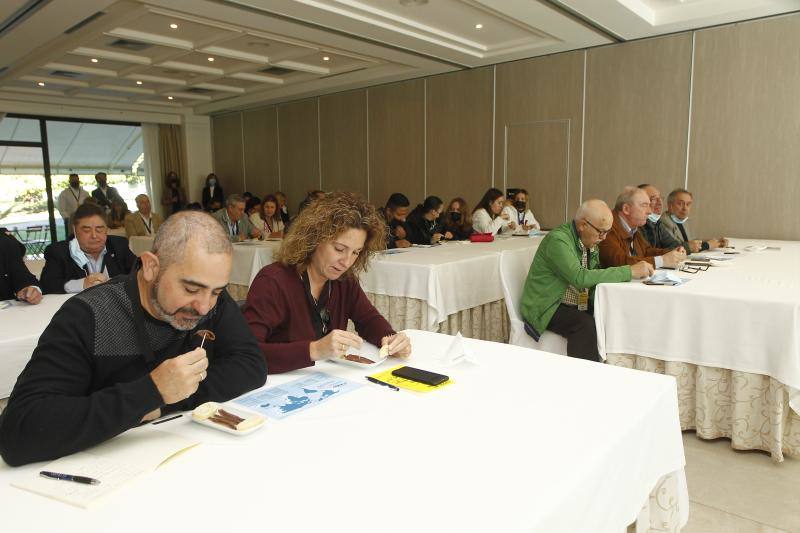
574, 199, 613, 248
152, 211, 232, 271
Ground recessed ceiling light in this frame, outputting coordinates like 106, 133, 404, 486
90, 58, 99, 63
37, 82, 45, 87
322, 56, 330, 61
167, 96, 174, 100
170, 23, 178, 29
136, 80, 143, 85
207, 57, 215, 62
475, 23, 483, 29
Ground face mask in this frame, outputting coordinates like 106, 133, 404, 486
69, 237, 90, 269
208, 179, 216, 186
513, 200, 526, 211
670, 213, 689, 224
449, 212, 461, 223
647, 213, 661, 224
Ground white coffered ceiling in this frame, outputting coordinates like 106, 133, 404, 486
0, 0, 797, 116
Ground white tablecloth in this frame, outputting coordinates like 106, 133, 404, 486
594, 238, 800, 412
360, 236, 543, 329
229, 240, 281, 287
0, 294, 73, 397
130, 237, 281, 288
0, 329, 687, 532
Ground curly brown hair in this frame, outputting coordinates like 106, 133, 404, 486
275, 191, 386, 278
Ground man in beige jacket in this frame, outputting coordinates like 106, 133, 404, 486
125, 194, 164, 237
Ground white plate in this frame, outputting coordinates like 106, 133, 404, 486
191, 402, 265, 436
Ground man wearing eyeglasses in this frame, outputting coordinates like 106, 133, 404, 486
520, 199, 653, 361
40, 202, 137, 293
599, 187, 686, 269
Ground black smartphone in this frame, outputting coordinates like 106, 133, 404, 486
391, 366, 449, 386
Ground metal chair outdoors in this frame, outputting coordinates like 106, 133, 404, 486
13, 225, 48, 259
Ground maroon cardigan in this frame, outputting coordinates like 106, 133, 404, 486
243, 262, 395, 374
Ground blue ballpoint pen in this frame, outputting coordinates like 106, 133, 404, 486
40, 471, 101, 485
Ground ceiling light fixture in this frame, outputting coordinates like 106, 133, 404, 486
475, 23, 483, 29
170, 23, 178, 29
167, 96, 174, 100
322, 56, 330, 61
207, 57, 215, 62
136, 80, 143, 85
37, 82, 45, 87
91, 58, 99, 63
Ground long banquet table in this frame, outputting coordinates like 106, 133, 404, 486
0, 329, 688, 532
594, 239, 800, 460
359, 236, 543, 342
0, 294, 73, 398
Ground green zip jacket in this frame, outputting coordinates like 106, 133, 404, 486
520, 222, 632, 336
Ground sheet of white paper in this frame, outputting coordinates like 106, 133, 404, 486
11, 430, 198, 508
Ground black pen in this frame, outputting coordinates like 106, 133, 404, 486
40, 471, 101, 485
152, 414, 182, 425
366, 376, 399, 391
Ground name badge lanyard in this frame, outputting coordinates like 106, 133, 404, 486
301, 271, 331, 340
141, 215, 152, 234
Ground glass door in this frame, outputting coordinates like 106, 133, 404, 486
0, 144, 56, 257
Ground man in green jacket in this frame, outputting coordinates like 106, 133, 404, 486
520, 199, 653, 361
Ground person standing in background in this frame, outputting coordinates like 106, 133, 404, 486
202, 173, 224, 212
91, 172, 124, 213
162, 171, 186, 214
57, 173, 90, 238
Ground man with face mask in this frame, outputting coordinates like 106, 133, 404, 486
661, 188, 728, 253
521, 199, 653, 361
0, 211, 267, 466
381, 193, 412, 249
638, 184, 682, 249
91, 172, 125, 213
56, 173, 90, 238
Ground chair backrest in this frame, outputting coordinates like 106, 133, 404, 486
499, 248, 535, 322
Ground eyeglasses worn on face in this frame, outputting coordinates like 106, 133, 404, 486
584, 219, 610, 238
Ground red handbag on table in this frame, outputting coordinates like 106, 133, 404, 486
469, 232, 494, 243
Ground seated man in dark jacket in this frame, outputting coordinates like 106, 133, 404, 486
40, 202, 136, 294
0, 232, 42, 304
0, 211, 268, 466
405, 195, 453, 245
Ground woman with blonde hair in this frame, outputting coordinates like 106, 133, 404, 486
244, 192, 411, 373
250, 194, 285, 238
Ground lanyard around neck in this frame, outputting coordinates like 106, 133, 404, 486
301, 271, 331, 339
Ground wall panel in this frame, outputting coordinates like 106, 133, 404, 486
320, 89, 368, 197
495, 51, 584, 226
211, 112, 244, 194
277, 99, 320, 212
367, 79, 425, 206
242, 106, 279, 197
426, 67, 493, 206
583, 33, 692, 207
689, 15, 800, 240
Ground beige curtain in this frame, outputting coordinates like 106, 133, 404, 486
158, 124, 188, 206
